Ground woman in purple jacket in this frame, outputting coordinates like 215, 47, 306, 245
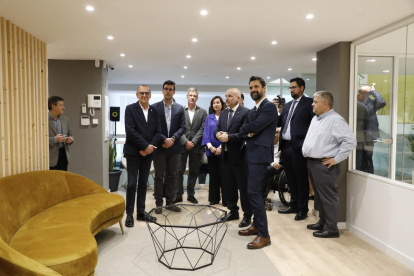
202, 96, 226, 205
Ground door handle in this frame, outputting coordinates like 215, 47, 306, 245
373, 138, 393, 144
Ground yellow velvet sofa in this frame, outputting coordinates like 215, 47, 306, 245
0, 171, 125, 276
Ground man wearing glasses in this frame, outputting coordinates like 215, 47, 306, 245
124, 85, 161, 227
152, 80, 186, 214
277, 78, 315, 221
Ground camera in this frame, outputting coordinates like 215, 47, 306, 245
109, 65, 115, 71
277, 95, 286, 105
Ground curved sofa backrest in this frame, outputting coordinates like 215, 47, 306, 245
0, 170, 107, 245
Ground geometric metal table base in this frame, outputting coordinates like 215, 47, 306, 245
146, 204, 228, 271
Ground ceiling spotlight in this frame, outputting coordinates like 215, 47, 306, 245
192, 38, 198, 42
237, 67, 241, 70
306, 14, 314, 19
251, 56, 256, 60
181, 75, 185, 78
200, 10, 208, 16
383, 70, 390, 73
107, 36, 114, 40
367, 59, 376, 62
271, 41, 277, 45
312, 58, 317, 61
288, 68, 292, 71
186, 55, 191, 58
120, 53, 125, 57
226, 76, 229, 79
184, 66, 188, 69
306, 79, 310, 80
267, 77, 270, 79
128, 65, 133, 68
86, 6, 94, 11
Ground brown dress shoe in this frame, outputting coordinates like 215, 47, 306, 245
155, 205, 162, 214
247, 235, 271, 249
165, 203, 181, 212
238, 226, 259, 236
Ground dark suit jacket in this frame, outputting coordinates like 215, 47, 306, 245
152, 100, 186, 155
277, 96, 314, 151
49, 114, 73, 167
123, 101, 161, 160
240, 99, 278, 164
180, 105, 207, 153
363, 90, 386, 140
214, 105, 249, 164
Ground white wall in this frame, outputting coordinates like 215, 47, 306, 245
347, 172, 414, 270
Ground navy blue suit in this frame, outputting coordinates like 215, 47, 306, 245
214, 105, 252, 218
277, 96, 314, 212
240, 98, 278, 237
124, 101, 161, 215
152, 100, 186, 205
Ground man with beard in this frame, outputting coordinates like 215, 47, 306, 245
277, 78, 314, 221
237, 76, 278, 249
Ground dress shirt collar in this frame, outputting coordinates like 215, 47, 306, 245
185, 105, 196, 111
49, 112, 60, 121
139, 101, 149, 111
255, 97, 266, 109
317, 108, 334, 120
163, 100, 174, 108
230, 104, 239, 113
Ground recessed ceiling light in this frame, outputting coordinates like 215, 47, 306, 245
192, 38, 198, 42
186, 55, 191, 58
184, 66, 187, 69
181, 75, 185, 78
288, 68, 292, 71
107, 36, 114, 40
367, 59, 376, 62
129, 65, 133, 68
271, 41, 277, 45
312, 58, 317, 61
384, 80, 388, 82
226, 76, 229, 79
383, 70, 390, 73
86, 6, 94, 11
200, 10, 208, 16
267, 77, 270, 79
306, 79, 310, 80
237, 67, 241, 70
120, 53, 125, 57
251, 56, 256, 60
306, 14, 314, 19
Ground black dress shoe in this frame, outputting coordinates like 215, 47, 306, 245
307, 222, 324, 230
209, 201, 219, 205
313, 230, 339, 238
221, 212, 239, 222
137, 212, 157, 223
125, 214, 134, 228
294, 211, 307, 220
187, 196, 198, 204
174, 197, 183, 203
238, 217, 251, 228
278, 207, 298, 214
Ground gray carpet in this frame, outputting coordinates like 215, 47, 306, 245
95, 223, 282, 276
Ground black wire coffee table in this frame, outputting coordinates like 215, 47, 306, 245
146, 204, 229, 271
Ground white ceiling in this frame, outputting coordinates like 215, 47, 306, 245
1, 0, 414, 86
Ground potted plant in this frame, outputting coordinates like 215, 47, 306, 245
405, 134, 414, 185
109, 135, 122, 192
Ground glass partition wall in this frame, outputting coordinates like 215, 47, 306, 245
353, 23, 414, 184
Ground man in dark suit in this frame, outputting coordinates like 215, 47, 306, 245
237, 76, 277, 249
48, 96, 74, 171
277, 78, 314, 220
124, 85, 161, 227
176, 88, 207, 204
152, 80, 186, 213
215, 88, 252, 228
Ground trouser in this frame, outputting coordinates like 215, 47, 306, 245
176, 151, 201, 197
246, 161, 269, 237
125, 156, 152, 215
50, 148, 68, 171
222, 152, 252, 218
362, 141, 374, 174
207, 155, 225, 203
153, 150, 179, 205
281, 142, 309, 212
307, 158, 340, 233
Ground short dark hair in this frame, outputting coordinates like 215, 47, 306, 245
249, 76, 266, 88
241, 93, 244, 100
48, 96, 64, 110
290, 77, 306, 90
163, 80, 176, 91
209, 96, 225, 114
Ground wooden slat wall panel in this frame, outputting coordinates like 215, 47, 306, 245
0, 17, 48, 178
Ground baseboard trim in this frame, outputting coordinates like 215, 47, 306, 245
347, 224, 414, 270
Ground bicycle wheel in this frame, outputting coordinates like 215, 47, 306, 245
278, 170, 290, 207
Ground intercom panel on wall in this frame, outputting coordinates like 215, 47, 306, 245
88, 94, 102, 108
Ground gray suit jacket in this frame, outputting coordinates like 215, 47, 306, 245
180, 105, 207, 153
49, 115, 73, 167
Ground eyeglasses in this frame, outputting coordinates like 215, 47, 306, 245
288, 86, 298, 90
163, 88, 174, 92
138, 92, 151, 96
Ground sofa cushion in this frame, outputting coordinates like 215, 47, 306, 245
9, 193, 125, 276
